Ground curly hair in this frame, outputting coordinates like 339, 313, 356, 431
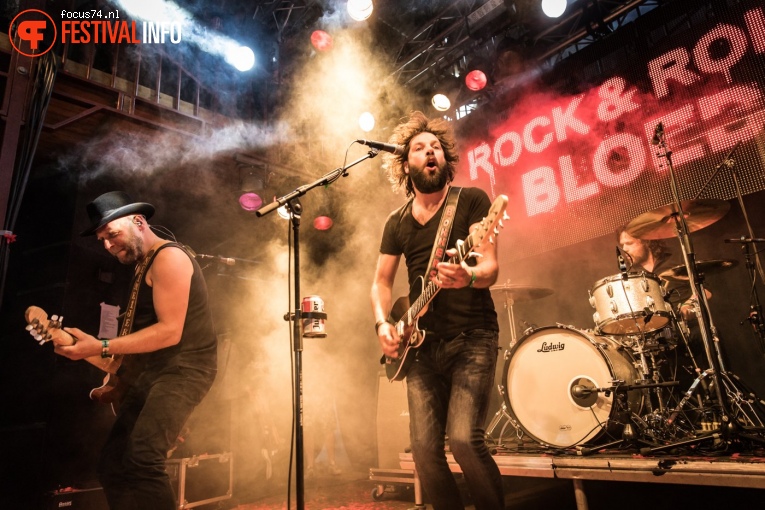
382, 111, 459, 197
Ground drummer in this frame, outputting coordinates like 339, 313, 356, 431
617, 227, 710, 321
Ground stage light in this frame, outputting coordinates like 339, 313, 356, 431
226, 45, 255, 71
541, 0, 567, 18
239, 192, 263, 211
311, 30, 333, 52
347, 0, 373, 21
465, 70, 487, 91
313, 216, 334, 230
432, 93, 451, 112
359, 112, 375, 132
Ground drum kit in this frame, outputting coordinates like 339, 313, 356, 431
486, 130, 765, 454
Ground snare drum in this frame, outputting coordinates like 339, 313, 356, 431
501, 326, 642, 447
589, 271, 672, 335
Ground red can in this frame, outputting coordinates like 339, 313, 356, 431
301, 295, 326, 338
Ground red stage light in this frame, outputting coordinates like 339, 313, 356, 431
465, 70, 487, 91
310, 30, 333, 52
313, 216, 333, 230
239, 192, 263, 211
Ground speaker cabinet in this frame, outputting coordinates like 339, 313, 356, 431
375, 375, 410, 469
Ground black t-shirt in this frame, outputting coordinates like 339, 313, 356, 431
380, 187, 498, 340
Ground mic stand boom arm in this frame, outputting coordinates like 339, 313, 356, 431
256, 150, 381, 217
255, 148, 380, 510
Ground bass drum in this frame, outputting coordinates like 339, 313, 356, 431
502, 326, 642, 448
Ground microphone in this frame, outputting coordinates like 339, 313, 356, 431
356, 139, 405, 155
651, 122, 664, 145
617, 246, 628, 280
196, 254, 236, 266
571, 385, 594, 398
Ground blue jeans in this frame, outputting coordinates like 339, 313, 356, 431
98, 366, 216, 510
406, 329, 504, 510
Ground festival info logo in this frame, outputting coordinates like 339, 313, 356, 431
9, 9, 57, 57
9, 9, 182, 58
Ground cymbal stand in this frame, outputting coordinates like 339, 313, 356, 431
485, 287, 520, 446
648, 127, 734, 446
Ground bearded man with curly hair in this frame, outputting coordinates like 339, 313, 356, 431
371, 112, 504, 510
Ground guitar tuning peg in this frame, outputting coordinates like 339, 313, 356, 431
51, 314, 59, 321
502, 212, 510, 220
25, 324, 33, 331
34, 333, 42, 341
499, 219, 504, 228
489, 237, 495, 245
493, 227, 499, 235
38, 339, 46, 346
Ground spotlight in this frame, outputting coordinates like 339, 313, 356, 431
239, 193, 263, 211
465, 70, 487, 91
310, 30, 333, 52
226, 45, 255, 71
313, 216, 333, 231
347, 0, 373, 21
359, 112, 375, 132
541, 0, 567, 18
431, 93, 451, 112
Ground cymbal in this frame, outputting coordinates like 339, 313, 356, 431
489, 284, 554, 302
659, 259, 739, 281
625, 199, 730, 240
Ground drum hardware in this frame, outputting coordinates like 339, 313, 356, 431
589, 271, 673, 335
489, 281, 554, 349
724, 237, 765, 350
627, 126, 765, 453
484, 394, 522, 448
658, 259, 739, 282
485, 283, 555, 448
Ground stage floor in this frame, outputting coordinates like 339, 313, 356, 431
391, 448, 765, 509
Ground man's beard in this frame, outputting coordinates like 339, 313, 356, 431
116, 234, 145, 265
410, 163, 448, 194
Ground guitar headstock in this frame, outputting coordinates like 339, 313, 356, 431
25, 306, 74, 346
467, 194, 509, 253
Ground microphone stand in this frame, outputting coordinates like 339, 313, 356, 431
694, 141, 765, 347
255, 149, 381, 509
643, 130, 765, 454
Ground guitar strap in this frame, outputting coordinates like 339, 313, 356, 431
424, 186, 462, 283
119, 246, 158, 337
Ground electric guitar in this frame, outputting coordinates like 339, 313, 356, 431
24, 306, 129, 413
381, 194, 509, 381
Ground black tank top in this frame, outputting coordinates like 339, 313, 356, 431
129, 242, 217, 373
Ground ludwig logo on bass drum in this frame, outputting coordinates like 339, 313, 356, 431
537, 341, 565, 352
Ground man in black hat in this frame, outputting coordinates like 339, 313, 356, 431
54, 191, 217, 510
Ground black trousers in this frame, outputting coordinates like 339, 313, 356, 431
98, 366, 216, 510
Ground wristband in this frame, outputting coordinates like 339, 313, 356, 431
468, 271, 477, 288
375, 320, 387, 334
101, 339, 110, 358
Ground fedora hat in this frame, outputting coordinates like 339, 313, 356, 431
81, 191, 155, 236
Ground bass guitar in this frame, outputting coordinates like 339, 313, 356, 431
381, 194, 509, 381
25, 306, 128, 414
